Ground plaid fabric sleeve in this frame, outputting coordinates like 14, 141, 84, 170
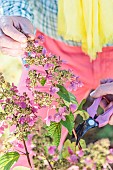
0, 0, 34, 22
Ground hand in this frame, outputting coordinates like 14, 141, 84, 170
90, 79, 113, 125
0, 16, 35, 57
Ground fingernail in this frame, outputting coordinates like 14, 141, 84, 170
90, 91, 96, 97
21, 43, 27, 48
19, 36, 27, 43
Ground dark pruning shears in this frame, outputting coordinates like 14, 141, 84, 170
74, 97, 113, 145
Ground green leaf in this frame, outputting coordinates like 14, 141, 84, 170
57, 84, 70, 102
76, 139, 86, 151
75, 110, 89, 120
0, 152, 20, 170
61, 112, 74, 135
68, 92, 78, 106
40, 77, 46, 86
46, 122, 61, 147
13, 166, 30, 170
79, 139, 86, 148
78, 99, 86, 110
57, 84, 78, 107
62, 139, 76, 158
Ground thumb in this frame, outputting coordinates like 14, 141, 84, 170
20, 23, 35, 40
109, 114, 113, 125
90, 82, 113, 98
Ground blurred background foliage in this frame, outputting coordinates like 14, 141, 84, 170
0, 54, 22, 85
0, 54, 113, 147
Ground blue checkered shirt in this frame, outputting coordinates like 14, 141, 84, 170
0, 0, 113, 47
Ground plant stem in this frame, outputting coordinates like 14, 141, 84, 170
72, 129, 81, 150
45, 156, 53, 170
23, 139, 32, 168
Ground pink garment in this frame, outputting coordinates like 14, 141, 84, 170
13, 30, 113, 168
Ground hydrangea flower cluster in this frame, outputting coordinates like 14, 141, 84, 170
32, 121, 113, 170
0, 36, 112, 170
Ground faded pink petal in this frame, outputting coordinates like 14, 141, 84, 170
31, 52, 36, 57
45, 115, 52, 126
14, 141, 24, 149
68, 82, 77, 91
85, 158, 93, 165
106, 155, 113, 164
2, 122, 8, 129
68, 147, 74, 155
61, 115, 66, 121
69, 154, 78, 163
26, 78, 30, 84
110, 148, 113, 155
0, 121, 8, 136
38, 35, 44, 41
10, 83, 18, 93
26, 115, 36, 127
58, 106, 69, 116
70, 104, 77, 113
54, 113, 61, 123
23, 52, 28, 58
68, 166, 79, 170
46, 73, 53, 80
44, 63, 54, 70
0, 100, 4, 103
53, 156, 58, 161
34, 40, 39, 47
42, 48, 47, 55
58, 106, 67, 114
20, 102, 27, 109
19, 116, 26, 125
50, 86, 59, 95
76, 149, 84, 157
48, 146, 56, 155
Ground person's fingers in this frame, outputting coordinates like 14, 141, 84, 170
104, 102, 113, 125
99, 95, 113, 109
100, 78, 113, 84
100, 98, 109, 109
0, 33, 27, 49
104, 102, 113, 111
1, 24, 27, 43
0, 17, 27, 43
100, 102, 113, 125
109, 115, 113, 125
0, 47, 25, 57
104, 94, 113, 102
20, 22, 35, 40
90, 82, 113, 98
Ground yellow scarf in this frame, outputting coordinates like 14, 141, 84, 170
58, 0, 113, 60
